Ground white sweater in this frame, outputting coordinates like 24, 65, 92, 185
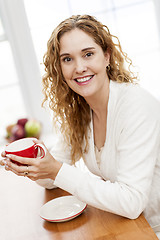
37, 80, 160, 234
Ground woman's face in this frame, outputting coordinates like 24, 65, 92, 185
59, 28, 110, 99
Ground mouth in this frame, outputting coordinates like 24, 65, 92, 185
74, 75, 94, 84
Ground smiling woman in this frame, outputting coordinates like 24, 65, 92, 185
1, 14, 160, 240
42, 15, 137, 163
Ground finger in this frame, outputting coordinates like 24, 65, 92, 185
33, 138, 42, 144
33, 139, 47, 148
5, 164, 10, 171
5, 164, 26, 177
0, 159, 6, 166
5, 154, 34, 166
27, 171, 47, 181
1, 151, 6, 158
4, 158, 40, 179
5, 159, 32, 174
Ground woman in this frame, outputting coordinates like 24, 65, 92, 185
1, 15, 160, 237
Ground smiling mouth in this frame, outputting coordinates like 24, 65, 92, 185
74, 75, 94, 83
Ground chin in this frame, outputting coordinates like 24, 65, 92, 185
80, 91, 95, 99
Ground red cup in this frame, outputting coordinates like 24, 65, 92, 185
5, 138, 46, 165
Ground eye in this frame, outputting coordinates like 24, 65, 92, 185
63, 57, 72, 62
85, 52, 93, 57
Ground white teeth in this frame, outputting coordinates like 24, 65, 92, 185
76, 76, 92, 83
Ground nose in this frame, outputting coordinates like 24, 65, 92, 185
75, 59, 87, 74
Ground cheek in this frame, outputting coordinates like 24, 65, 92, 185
90, 56, 107, 71
92, 62, 106, 74
61, 65, 72, 80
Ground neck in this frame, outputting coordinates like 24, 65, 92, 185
85, 79, 110, 120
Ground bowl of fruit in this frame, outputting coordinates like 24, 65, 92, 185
6, 118, 42, 142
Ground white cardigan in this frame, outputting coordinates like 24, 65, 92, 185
37, 80, 160, 235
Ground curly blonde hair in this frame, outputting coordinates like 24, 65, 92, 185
42, 15, 138, 164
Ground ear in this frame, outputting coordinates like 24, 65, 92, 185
104, 49, 110, 66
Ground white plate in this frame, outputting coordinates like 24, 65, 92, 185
39, 195, 87, 222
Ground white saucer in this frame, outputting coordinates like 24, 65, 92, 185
40, 195, 87, 222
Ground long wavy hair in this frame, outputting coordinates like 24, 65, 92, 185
42, 15, 138, 164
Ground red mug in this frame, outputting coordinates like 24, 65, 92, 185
5, 138, 46, 165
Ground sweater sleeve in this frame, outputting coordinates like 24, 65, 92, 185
54, 88, 160, 219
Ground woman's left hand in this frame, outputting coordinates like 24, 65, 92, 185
1, 139, 62, 181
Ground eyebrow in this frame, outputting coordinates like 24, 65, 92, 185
60, 47, 95, 58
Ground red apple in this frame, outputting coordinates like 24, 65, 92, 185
17, 118, 28, 127
11, 124, 26, 140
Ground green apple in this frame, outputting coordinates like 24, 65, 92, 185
24, 119, 41, 138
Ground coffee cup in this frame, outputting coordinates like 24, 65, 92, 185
5, 137, 46, 165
